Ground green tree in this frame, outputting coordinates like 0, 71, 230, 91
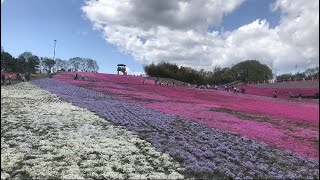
85, 58, 99, 72
54, 58, 67, 71
1, 49, 16, 72
69, 57, 82, 71
231, 60, 272, 82
41, 57, 56, 73
17, 52, 40, 73
276, 73, 292, 81
304, 67, 319, 78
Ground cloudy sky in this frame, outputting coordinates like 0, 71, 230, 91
1, 0, 319, 75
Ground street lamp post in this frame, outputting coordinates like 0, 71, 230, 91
52, 40, 57, 73
53, 40, 57, 60
295, 64, 297, 82
274, 68, 277, 83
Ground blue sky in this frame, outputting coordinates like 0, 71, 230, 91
1, 0, 318, 74
1, 0, 144, 74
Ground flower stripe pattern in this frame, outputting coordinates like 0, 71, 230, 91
32, 78, 319, 179
1, 83, 183, 179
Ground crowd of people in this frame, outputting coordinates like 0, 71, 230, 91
2, 72, 306, 103
224, 85, 242, 93
1, 72, 31, 85
74, 73, 85, 80
273, 91, 303, 101
154, 79, 175, 86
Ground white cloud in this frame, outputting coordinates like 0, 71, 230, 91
1, 0, 5, 4
82, 0, 319, 74
123, 66, 144, 76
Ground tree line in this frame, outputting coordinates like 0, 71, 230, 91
144, 60, 319, 85
144, 60, 273, 85
276, 67, 319, 82
1, 47, 99, 74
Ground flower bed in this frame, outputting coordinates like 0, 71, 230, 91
54, 72, 319, 161
32, 78, 319, 179
1, 83, 183, 179
242, 85, 319, 99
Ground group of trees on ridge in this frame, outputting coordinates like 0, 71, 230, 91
1, 47, 99, 74
144, 60, 319, 85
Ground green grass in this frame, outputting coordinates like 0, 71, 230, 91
30, 73, 50, 80
1, 73, 49, 86
148, 77, 187, 85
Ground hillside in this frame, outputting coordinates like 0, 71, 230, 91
242, 80, 319, 99
51, 72, 319, 161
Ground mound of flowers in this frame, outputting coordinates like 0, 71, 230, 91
1, 83, 183, 179
32, 78, 319, 179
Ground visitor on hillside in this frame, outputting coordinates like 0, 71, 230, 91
299, 93, 302, 101
236, 87, 240, 93
289, 92, 294, 100
74, 73, 78, 80
241, 87, 246, 94
16, 72, 21, 81
8, 73, 12, 85
142, 79, 146, 85
1, 74, 5, 85
81, 74, 85, 80
21, 74, 26, 82
172, 81, 175, 87
26, 73, 30, 81
273, 91, 277, 98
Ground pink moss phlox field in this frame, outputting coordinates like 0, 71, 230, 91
54, 72, 319, 160
145, 102, 319, 159
242, 85, 319, 99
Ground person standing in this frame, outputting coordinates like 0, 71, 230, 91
1, 74, 5, 85
7, 73, 12, 85
289, 92, 294, 100
21, 74, 26, 82
273, 91, 277, 98
26, 73, 30, 81
16, 72, 21, 81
